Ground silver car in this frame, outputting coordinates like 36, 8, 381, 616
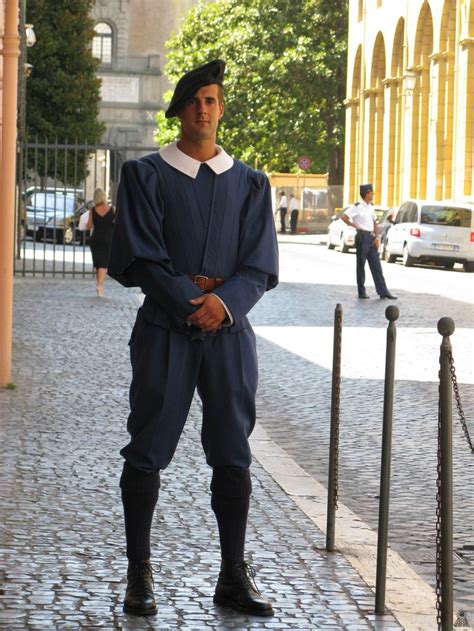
327, 206, 387, 253
26, 192, 78, 245
327, 207, 356, 252
385, 200, 474, 271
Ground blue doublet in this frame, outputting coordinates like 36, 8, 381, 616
108, 149, 278, 472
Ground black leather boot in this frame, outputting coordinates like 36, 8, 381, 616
213, 560, 274, 617
123, 559, 157, 616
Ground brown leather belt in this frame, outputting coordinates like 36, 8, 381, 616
187, 274, 225, 292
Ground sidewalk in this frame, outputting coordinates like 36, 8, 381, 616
277, 232, 328, 247
0, 277, 408, 629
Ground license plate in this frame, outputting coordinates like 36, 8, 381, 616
432, 243, 458, 251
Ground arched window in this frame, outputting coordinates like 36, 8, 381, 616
411, 2, 433, 199
92, 22, 113, 64
368, 33, 386, 196
387, 19, 405, 206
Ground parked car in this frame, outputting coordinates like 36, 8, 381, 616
327, 207, 355, 252
384, 200, 474, 271
377, 207, 398, 260
26, 192, 81, 245
327, 205, 386, 253
22, 186, 83, 202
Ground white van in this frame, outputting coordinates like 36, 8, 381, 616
385, 200, 474, 271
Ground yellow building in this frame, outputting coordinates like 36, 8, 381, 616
344, 0, 474, 207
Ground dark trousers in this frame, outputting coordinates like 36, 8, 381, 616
122, 309, 258, 472
355, 231, 389, 296
290, 210, 299, 234
279, 207, 287, 233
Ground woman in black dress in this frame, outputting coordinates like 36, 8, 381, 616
87, 188, 115, 296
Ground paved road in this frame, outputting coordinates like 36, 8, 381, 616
2, 235, 473, 627
0, 276, 402, 629
251, 238, 474, 620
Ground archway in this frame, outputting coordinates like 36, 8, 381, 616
368, 33, 386, 197
411, 2, 433, 199
436, 0, 456, 199
348, 47, 362, 202
464, 0, 474, 197
388, 19, 405, 205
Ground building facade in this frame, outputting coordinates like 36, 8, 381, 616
91, 0, 210, 146
344, 0, 474, 207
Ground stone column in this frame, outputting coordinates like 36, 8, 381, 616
0, 0, 20, 386
343, 96, 360, 206
458, 37, 474, 200
381, 78, 398, 207
363, 88, 379, 187
400, 72, 417, 201
427, 53, 441, 200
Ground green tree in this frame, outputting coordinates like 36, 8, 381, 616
155, 0, 347, 184
25, 0, 104, 184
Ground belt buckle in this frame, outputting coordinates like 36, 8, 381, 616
194, 274, 209, 291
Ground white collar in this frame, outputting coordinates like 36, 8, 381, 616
159, 141, 233, 179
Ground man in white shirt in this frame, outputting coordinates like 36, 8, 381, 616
342, 183, 397, 299
277, 191, 287, 233
289, 193, 299, 234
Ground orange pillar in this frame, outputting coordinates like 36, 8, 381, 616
0, 0, 20, 386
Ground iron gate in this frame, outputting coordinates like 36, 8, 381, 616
15, 139, 158, 277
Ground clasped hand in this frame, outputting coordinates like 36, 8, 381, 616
187, 294, 226, 332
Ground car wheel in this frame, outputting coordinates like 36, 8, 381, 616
443, 262, 455, 270
385, 246, 396, 263
327, 234, 335, 250
402, 244, 415, 267
463, 262, 474, 273
62, 226, 75, 245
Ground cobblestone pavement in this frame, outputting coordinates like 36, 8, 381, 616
251, 241, 474, 621
0, 277, 402, 630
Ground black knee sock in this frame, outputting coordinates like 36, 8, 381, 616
211, 467, 251, 563
120, 461, 160, 561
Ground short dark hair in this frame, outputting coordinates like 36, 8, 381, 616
217, 85, 224, 105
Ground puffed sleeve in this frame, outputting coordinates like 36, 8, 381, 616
212, 169, 279, 324
108, 159, 202, 323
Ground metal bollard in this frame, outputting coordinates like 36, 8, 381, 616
326, 303, 342, 552
437, 317, 455, 631
375, 305, 399, 614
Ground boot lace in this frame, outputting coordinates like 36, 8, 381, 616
235, 561, 260, 594
128, 560, 160, 585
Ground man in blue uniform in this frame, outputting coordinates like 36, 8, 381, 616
342, 183, 397, 299
108, 60, 278, 618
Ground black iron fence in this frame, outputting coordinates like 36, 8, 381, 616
15, 139, 158, 277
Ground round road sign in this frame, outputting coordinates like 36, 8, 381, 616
297, 155, 312, 170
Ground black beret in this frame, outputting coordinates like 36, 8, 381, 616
165, 59, 226, 119
359, 183, 373, 197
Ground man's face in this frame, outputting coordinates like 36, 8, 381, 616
364, 190, 374, 203
177, 84, 224, 143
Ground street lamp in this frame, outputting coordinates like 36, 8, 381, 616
25, 24, 36, 48
17, 14, 36, 141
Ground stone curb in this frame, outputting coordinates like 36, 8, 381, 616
250, 423, 442, 631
